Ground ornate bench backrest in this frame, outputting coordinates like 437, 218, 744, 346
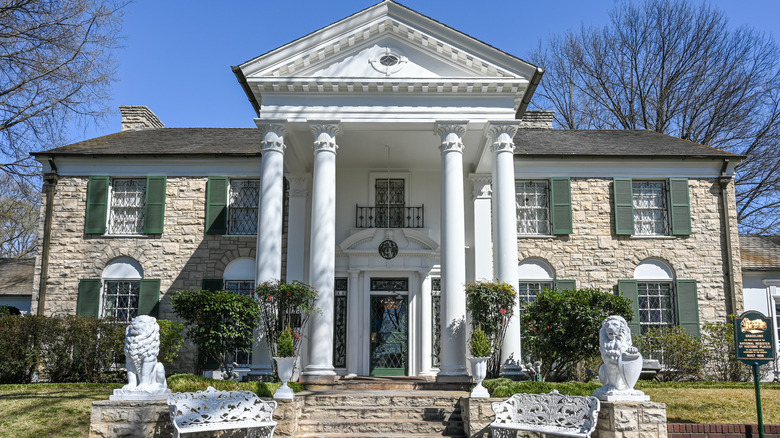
168, 386, 277, 429
494, 390, 600, 434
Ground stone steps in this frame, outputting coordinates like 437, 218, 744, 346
295, 390, 467, 438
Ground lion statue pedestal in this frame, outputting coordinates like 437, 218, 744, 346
592, 315, 650, 402
110, 315, 171, 401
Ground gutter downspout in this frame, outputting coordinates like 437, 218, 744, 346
232, 66, 261, 117
718, 158, 738, 317
36, 160, 58, 315
516, 67, 545, 119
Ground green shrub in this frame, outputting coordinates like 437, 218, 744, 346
0, 315, 45, 383
157, 319, 185, 368
702, 319, 752, 382
167, 373, 304, 397
465, 281, 516, 377
276, 327, 295, 358
483, 378, 601, 398
635, 326, 705, 381
469, 326, 491, 357
171, 289, 261, 375
521, 288, 633, 381
0, 305, 21, 316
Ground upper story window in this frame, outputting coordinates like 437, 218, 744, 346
516, 181, 550, 235
84, 176, 167, 236
614, 178, 691, 237
632, 181, 669, 236
108, 179, 146, 235
375, 179, 405, 228
228, 179, 260, 235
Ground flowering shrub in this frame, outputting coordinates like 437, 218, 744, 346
256, 280, 319, 358
465, 281, 517, 377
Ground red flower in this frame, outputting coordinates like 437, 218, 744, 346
500, 308, 506, 315
268, 296, 273, 300
294, 333, 300, 339
546, 326, 550, 329
286, 292, 290, 296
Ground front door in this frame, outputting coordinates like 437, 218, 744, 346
369, 294, 408, 376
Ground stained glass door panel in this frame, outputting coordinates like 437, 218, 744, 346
370, 295, 408, 376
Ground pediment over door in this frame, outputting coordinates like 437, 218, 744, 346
338, 229, 439, 256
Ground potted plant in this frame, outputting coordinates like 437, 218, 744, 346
468, 326, 491, 398
273, 326, 297, 399
256, 280, 319, 399
465, 280, 517, 378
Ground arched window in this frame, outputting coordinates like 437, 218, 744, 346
633, 259, 675, 333
518, 258, 555, 304
101, 257, 143, 322
223, 258, 256, 296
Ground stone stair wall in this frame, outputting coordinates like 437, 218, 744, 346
292, 391, 468, 438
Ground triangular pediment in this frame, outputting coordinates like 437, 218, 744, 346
238, 1, 538, 83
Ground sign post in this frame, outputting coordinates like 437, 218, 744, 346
734, 311, 775, 438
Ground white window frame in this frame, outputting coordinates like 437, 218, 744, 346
634, 259, 676, 333
101, 257, 143, 322
518, 258, 555, 304
227, 179, 260, 236
107, 178, 146, 235
632, 180, 670, 236
516, 180, 551, 236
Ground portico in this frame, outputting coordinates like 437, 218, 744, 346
236, 0, 540, 379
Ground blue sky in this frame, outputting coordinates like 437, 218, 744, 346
70, 0, 780, 143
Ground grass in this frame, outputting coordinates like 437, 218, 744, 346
1, 379, 778, 437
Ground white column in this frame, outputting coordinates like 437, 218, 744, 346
346, 270, 360, 376
418, 270, 436, 376
434, 121, 470, 382
302, 121, 340, 383
470, 175, 493, 281
251, 120, 287, 377
286, 174, 310, 283
256, 120, 287, 282
487, 121, 522, 376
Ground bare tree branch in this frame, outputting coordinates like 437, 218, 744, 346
530, 0, 780, 234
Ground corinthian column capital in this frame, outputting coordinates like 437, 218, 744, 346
256, 119, 288, 153
486, 121, 520, 154
434, 121, 469, 153
309, 121, 341, 154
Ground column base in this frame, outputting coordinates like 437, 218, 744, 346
500, 363, 525, 379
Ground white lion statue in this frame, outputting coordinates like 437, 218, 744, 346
111, 316, 169, 400
592, 315, 649, 401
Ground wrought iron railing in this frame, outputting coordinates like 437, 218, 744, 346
355, 205, 424, 228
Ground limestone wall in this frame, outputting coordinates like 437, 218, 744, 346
517, 177, 742, 325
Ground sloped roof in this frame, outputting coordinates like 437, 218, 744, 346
514, 130, 741, 159
740, 235, 780, 271
34, 127, 743, 159
0, 258, 34, 296
33, 128, 262, 157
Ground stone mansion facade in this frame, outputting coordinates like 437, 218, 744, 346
31, 1, 742, 380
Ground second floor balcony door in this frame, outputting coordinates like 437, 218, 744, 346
375, 179, 404, 228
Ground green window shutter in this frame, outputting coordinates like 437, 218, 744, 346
669, 178, 692, 236
202, 279, 223, 291
84, 177, 109, 234
618, 280, 641, 336
555, 279, 576, 291
138, 279, 161, 318
206, 177, 228, 235
676, 280, 700, 337
613, 178, 634, 235
77, 279, 101, 317
144, 177, 167, 234
550, 177, 573, 235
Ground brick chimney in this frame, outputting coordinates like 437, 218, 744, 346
119, 106, 164, 131
519, 110, 555, 129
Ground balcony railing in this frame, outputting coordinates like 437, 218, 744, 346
355, 205, 424, 228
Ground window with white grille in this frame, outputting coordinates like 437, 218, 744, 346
633, 181, 669, 236
225, 280, 254, 364
103, 280, 140, 322
108, 179, 146, 235
228, 180, 260, 235
638, 281, 676, 333
516, 181, 550, 235
518, 282, 553, 304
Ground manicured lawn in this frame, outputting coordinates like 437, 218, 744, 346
0, 380, 778, 437
0, 383, 120, 438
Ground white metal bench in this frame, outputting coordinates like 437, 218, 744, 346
490, 390, 600, 438
167, 386, 277, 438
